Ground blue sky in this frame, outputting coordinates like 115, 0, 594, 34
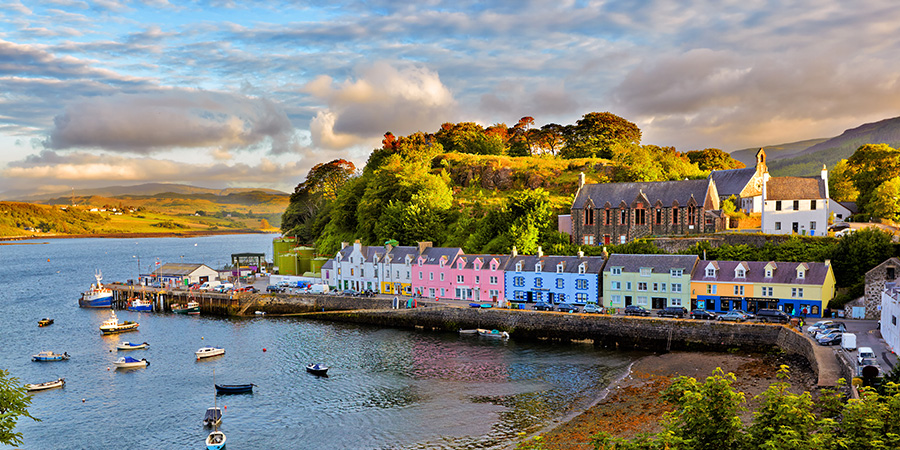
2, 0, 900, 196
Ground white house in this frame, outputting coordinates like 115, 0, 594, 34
378, 245, 418, 295
880, 282, 900, 354
761, 166, 830, 236
147, 263, 218, 286
332, 241, 382, 292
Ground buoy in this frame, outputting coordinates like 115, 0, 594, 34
263, 348, 266, 352
201, 337, 204, 340
107, 367, 110, 371
47, 259, 50, 262
82, 399, 85, 402
224, 405, 226, 410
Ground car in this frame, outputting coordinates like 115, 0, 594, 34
755, 309, 790, 323
265, 285, 284, 293
817, 332, 842, 346
858, 357, 881, 378
657, 306, 688, 318
814, 323, 846, 339
690, 309, 717, 320
556, 303, 579, 313
806, 320, 834, 335
717, 311, 748, 322
236, 286, 258, 293
340, 289, 358, 296
733, 309, 756, 320
858, 347, 876, 365
582, 303, 602, 314
624, 305, 650, 316
532, 302, 554, 311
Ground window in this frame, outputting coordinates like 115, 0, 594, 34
620, 235, 627, 244
578, 264, 586, 274
350, 268, 354, 276
775, 222, 781, 231
688, 205, 696, 225
791, 287, 804, 298
798, 270, 805, 279
440, 288, 445, 297
610, 295, 622, 305
637, 282, 647, 291
775, 201, 782, 211
385, 269, 389, 277
706, 284, 717, 294
604, 209, 611, 225
671, 283, 682, 293
575, 293, 588, 302
810, 222, 816, 231
514, 291, 524, 300
611, 267, 622, 275
513, 276, 524, 287
429, 272, 434, 281
585, 208, 594, 225
535, 292, 544, 302
671, 298, 682, 306
734, 285, 744, 295
558, 293, 567, 302
556, 278, 564, 289
893, 315, 897, 326
620, 209, 627, 225
516, 262, 523, 272
811, 200, 817, 210
660, 283, 667, 292
706, 268, 716, 277
418, 272, 423, 280
457, 275, 464, 283
625, 282, 632, 290
534, 278, 543, 288
635, 208, 645, 225
793, 200, 799, 210
489, 289, 499, 299
535, 263, 542, 272
557, 264, 564, 273
640, 268, 651, 276
673, 206, 679, 224
490, 276, 498, 284
736, 268, 745, 278
760, 286, 770, 296
475, 276, 480, 284
637, 296, 648, 305
583, 235, 595, 245
611, 281, 622, 290
655, 208, 662, 225
440, 273, 444, 281
670, 269, 683, 277
652, 282, 659, 292
429, 288, 435, 297
576, 279, 588, 290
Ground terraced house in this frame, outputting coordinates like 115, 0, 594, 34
447, 253, 510, 302
504, 248, 605, 306
603, 254, 698, 310
570, 175, 723, 245
690, 260, 836, 318
377, 244, 418, 296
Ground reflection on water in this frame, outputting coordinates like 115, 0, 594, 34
0, 235, 639, 449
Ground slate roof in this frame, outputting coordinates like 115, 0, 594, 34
508, 254, 606, 274
573, 179, 712, 209
418, 247, 463, 265
603, 254, 699, 273
155, 263, 213, 276
456, 254, 511, 271
334, 246, 353, 261
709, 167, 756, 198
691, 260, 831, 285
838, 201, 859, 214
321, 259, 334, 270
766, 177, 827, 200
384, 246, 419, 264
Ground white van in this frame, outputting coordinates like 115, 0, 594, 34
199, 281, 222, 291
308, 284, 330, 294
841, 333, 857, 351
858, 347, 876, 364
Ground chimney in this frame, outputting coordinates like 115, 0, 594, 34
821, 165, 829, 199
601, 246, 608, 260
417, 241, 432, 255
577, 250, 584, 258
385, 243, 393, 251
579, 172, 585, 189
353, 240, 362, 253
537, 246, 543, 258
825, 259, 831, 266
341, 242, 349, 249
511, 246, 518, 258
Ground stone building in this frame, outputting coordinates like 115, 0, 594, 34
570, 176, 722, 246
861, 257, 900, 320
708, 148, 768, 214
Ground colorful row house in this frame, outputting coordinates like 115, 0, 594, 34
602, 254, 698, 310
504, 249, 605, 305
690, 260, 836, 318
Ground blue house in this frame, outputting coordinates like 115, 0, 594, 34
504, 248, 606, 306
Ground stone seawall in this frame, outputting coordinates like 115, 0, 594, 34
247, 293, 394, 314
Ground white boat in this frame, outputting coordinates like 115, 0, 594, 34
126, 298, 152, 312
114, 356, 149, 369
477, 328, 510, 339
203, 407, 222, 427
99, 311, 139, 335
458, 329, 479, 334
205, 429, 226, 449
25, 378, 65, 392
117, 341, 149, 351
79, 270, 113, 308
32, 351, 70, 362
205, 370, 226, 449
196, 346, 225, 360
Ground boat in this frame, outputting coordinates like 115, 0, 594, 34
117, 341, 149, 351
254, 310, 266, 315
32, 351, 70, 362
205, 430, 226, 450
458, 329, 479, 334
477, 328, 510, 339
79, 270, 113, 308
196, 346, 225, 360
38, 318, 54, 327
215, 383, 254, 394
173, 301, 200, 315
99, 311, 139, 335
25, 378, 65, 392
126, 297, 153, 312
113, 356, 149, 369
203, 407, 222, 427
306, 363, 328, 376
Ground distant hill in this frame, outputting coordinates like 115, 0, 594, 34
1, 183, 287, 202
729, 138, 829, 167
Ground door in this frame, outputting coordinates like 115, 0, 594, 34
652, 297, 666, 309
852, 307, 866, 319
792, 222, 799, 233
625, 296, 632, 306
526, 291, 533, 303
548, 293, 555, 303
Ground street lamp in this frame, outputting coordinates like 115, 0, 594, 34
133, 255, 140, 283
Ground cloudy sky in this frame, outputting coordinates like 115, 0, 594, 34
2, 0, 900, 196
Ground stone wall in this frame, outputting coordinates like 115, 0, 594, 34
648, 233, 813, 253
863, 258, 899, 320
245, 294, 393, 314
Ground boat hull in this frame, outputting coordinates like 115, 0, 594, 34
127, 299, 152, 312
117, 342, 148, 351
206, 430, 226, 449
215, 384, 253, 394
32, 352, 69, 362
25, 378, 65, 392
100, 323, 139, 334
196, 347, 225, 359
306, 364, 329, 376
79, 293, 112, 308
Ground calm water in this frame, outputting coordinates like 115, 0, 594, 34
0, 234, 639, 450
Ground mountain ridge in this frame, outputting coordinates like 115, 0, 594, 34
1, 182, 288, 202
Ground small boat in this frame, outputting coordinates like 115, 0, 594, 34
32, 351, 70, 362
114, 356, 149, 369
480, 303, 493, 309
254, 310, 266, 315
205, 430, 226, 450
126, 298, 152, 312
79, 270, 113, 308
468, 303, 481, 308
477, 328, 509, 339
25, 378, 65, 392
215, 383, 254, 394
38, 318, 54, 327
173, 301, 200, 315
306, 363, 328, 376
196, 346, 225, 360
117, 341, 149, 351
99, 311, 139, 334
202, 407, 222, 427
458, 329, 478, 334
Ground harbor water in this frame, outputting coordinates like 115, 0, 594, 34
0, 234, 640, 449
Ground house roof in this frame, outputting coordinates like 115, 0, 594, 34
766, 177, 827, 200
691, 260, 831, 285
321, 259, 334, 270
838, 201, 859, 214
457, 254, 511, 270
418, 246, 463, 265
154, 263, 213, 276
573, 179, 711, 209
709, 167, 756, 198
509, 254, 606, 274
604, 254, 698, 272
384, 246, 419, 263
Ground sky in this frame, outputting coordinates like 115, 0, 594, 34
2, 0, 900, 197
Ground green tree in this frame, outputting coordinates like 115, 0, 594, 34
846, 144, 900, 213
827, 227, 895, 290
868, 177, 900, 221
684, 148, 746, 171
659, 368, 746, 450
829, 159, 859, 202
0, 369, 39, 446
530, 123, 566, 156
560, 112, 642, 159
281, 159, 356, 241
507, 116, 535, 156
745, 366, 821, 450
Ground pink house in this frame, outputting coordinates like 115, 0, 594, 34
447, 254, 510, 302
411, 245, 463, 299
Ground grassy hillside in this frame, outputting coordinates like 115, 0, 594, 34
2, 182, 287, 202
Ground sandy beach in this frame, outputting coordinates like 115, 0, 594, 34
525, 350, 819, 449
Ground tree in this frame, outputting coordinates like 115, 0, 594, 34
829, 159, 859, 202
684, 148, 746, 171
281, 158, 357, 240
827, 227, 895, 290
659, 368, 746, 450
559, 112, 642, 159
531, 123, 566, 156
0, 369, 39, 446
508, 116, 535, 156
745, 366, 820, 450
846, 144, 900, 213
868, 177, 900, 221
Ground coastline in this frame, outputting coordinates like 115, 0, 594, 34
0, 229, 273, 243
522, 350, 818, 449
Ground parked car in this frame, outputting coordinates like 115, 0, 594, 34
690, 309, 717, 320
556, 303, 579, 313
532, 302, 554, 311
265, 285, 284, 293
806, 320, 834, 335
817, 332, 842, 346
814, 323, 846, 339
733, 309, 756, 320
340, 289, 358, 296
624, 305, 650, 316
858, 347, 876, 365
858, 357, 881, 378
657, 306, 688, 318
755, 309, 790, 323
582, 303, 602, 314
717, 311, 748, 322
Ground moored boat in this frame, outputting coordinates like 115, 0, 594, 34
202, 407, 222, 427
458, 329, 478, 334
306, 363, 329, 376
173, 301, 200, 315
99, 311, 139, 334
79, 271, 113, 308
114, 356, 149, 369
215, 383, 254, 394
38, 318, 54, 327
205, 430, 226, 450
32, 351, 69, 362
477, 328, 509, 339
196, 346, 225, 360
126, 298, 153, 312
25, 378, 65, 392
117, 341, 149, 351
